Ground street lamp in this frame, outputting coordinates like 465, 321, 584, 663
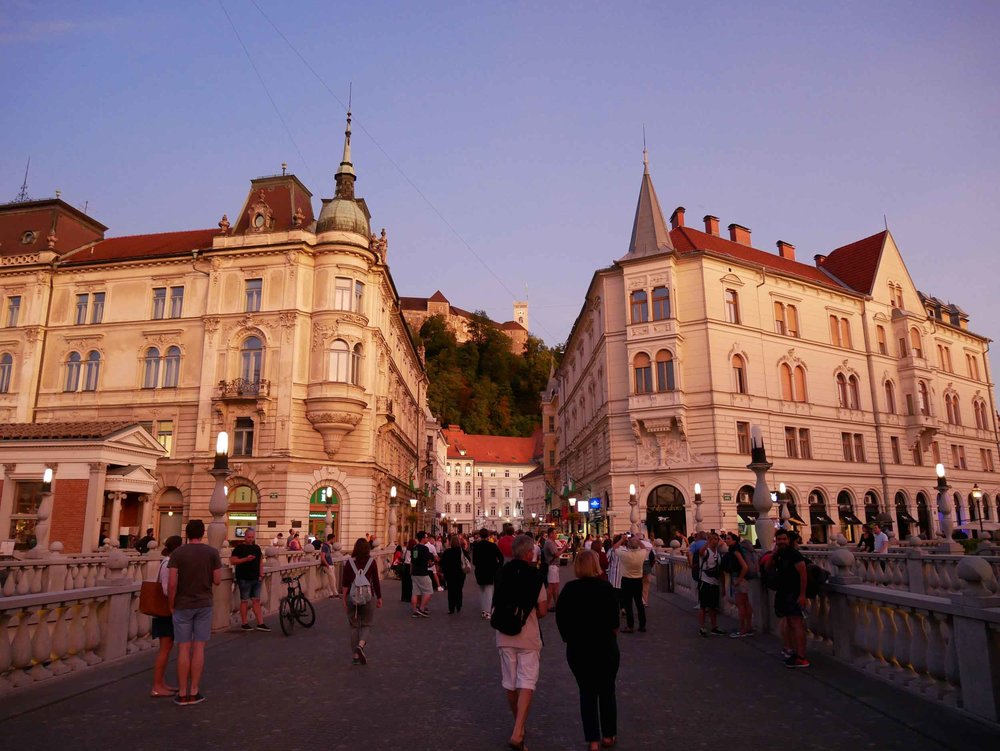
409, 497, 418, 539
694, 482, 703, 533
972, 483, 984, 535
207, 431, 230, 550
576, 498, 589, 537
324, 486, 334, 539
28, 468, 55, 558
388, 485, 398, 546
747, 424, 775, 550
778, 482, 790, 529
628, 483, 638, 535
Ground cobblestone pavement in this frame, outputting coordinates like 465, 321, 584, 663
2, 569, 998, 750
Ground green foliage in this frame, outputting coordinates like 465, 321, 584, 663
418, 311, 555, 437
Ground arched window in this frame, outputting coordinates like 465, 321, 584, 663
974, 399, 988, 430
651, 286, 670, 320
909, 327, 923, 358
655, 350, 675, 392
884, 380, 896, 414
446, 481, 452, 494
329, 339, 350, 382
142, 347, 160, 389
793, 366, 807, 403
732, 354, 747, 394
918, 381, 930, 416
163, 346, 181, 388
240, 336, 263, 383
951, 394, 961, 425
351, 343, 363, 386
465, 502, 471, 514
83, 351, 101, 391
848, 375, 861, 410
724, 289, 740, 324
779, 363, 793, 401
633, 353, 652, 394
465, 482, 471, 495
0, 353, 12, 393
65, 351, 81, 392
836, 373, 848, 408
630, 290, 648, 323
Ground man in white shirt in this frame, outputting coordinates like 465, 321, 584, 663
872, 524, 889, 553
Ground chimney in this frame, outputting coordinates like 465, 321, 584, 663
669, 206, 686, 229
703, 215, 720, 236
814, 254, 827, 265
728, 223, 751, 245
776, 240, 796, 261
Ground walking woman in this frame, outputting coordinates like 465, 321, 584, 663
400, 539, 415, 603
150, 534, 182, 697
341, 538, 382, 665
439, 534, 470, 614
556, 550, 620, 750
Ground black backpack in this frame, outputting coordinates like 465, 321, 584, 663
804, 557, 829, 598
490, 562, 542, 637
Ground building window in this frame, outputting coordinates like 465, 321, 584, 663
75, 294, 89, 325
945, 393, 961, 425
798, 428, 812, 459
876, 325, 887, 355
774, 301, 786, 335
445, 502, 451, 513
354, 281, 365, 314
836, 373, 848, 407
82, 351, 101, 391
891, 436, 901, 464
547, 416, 555, 431
931, 441, 941, 465
490, 505, 496, 516
651, 286, 670, 320
9, 480, 45, 549
163, 346, 181, 387
732, 354, 747, 394
156, 420, 174, 457
240, 336, 263, 382
504, 505, 511, 516
65, 351, 81, 391
465, 464, 472, 475
245, 278, 262, 313
152, 288, 166, 319
477, 488, 482, 498
490, 469, 496, 477
334, 277, 352, 310
842, 432, 865, 462
912, 444, 923, 466
793, 366, 806, 402
780, 363, 807, 402
853, 434, 865, 462
490, 488, 496, 498
633, 353, 653, 394
655, 350, 675, 392
169, 287, 184, 318
786, 305, 799, 337
142, 347, 160, 389
630, 290, 648, 323
504, 488, 511, 498
848, 375, 860, 409
917, 381, 930, 416
234, 417, 254, 456
736, 421, 751, 454
785, 427, 798, 458
548, 450, 555, 465
465, 503, 472, 513
504, 469, 510, 478
981, 448, 995, 472
909, 328, 923, 358
974, 399, 989, 430
88, 292, 105, 324
6, 296, 21, 327
0, 353, 12, 393
884, 381, 896, 413
465, 482, 471, 495
967, 353, 981, 380
446, 464, 452, 475
890, 283, 904, 308
829, 316, 851, 348
952, 444, 967, 470
724, 289, 740, 324
446, 481, 452, 494
351, 344, 363, 385
842, 433, 854, 462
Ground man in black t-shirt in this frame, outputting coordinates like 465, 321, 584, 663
410, 531, 436, 617
770, 529, 808, 668
230, 528, 270, 631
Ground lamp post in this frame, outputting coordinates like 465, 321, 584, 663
576, 498, 589, 538
388, 485, 398, 547
323, 486, 334, 540
628, 483, 638, 535
934, 463, 961, 552
694, 482, 704, 533
206, 432, 230, 550
747, 425, 775, 551
409, 497, 418, 539
778, 482, 790, 529
972, 483, 984, 536
27, 468, 55, 559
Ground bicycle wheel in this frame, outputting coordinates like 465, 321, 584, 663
293, 595, 316, 628
279, 597, 295, 636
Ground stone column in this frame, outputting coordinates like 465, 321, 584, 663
206, 468, 229, 551
85, 463, 107, 552
950, 558, 1000, 722
748, 426, 775, 551
138, 495, 152, 538
107, 491, 126, 548
827, 547, 860, 662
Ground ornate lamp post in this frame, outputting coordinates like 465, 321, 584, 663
693, 482, 704, 533
324, 486, 334, 539
388, 485, 398, 547
27, 468, 54, 559
207, 431, 230, 550
935, 463, 961, 552
531, 511, 537, 532
778, 482, 791, 529
409, 497, 418, 539
628, 484, 638, 535
972, 483, 984, 536
748, 425, 775, 551
576, 498, 589, 538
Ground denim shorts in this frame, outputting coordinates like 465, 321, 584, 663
172, 606, 212, 643
237, 578, 262, 601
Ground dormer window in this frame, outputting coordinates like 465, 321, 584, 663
253, 212, 266, 229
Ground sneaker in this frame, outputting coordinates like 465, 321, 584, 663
785, 656, 810, 669
729, 630, 750, 639
357, 645, 367, 665
174, 694, 189, 706
699, 628, 708, 638
417, 609, 430, 618
351, 657, 360, 665
240, 623, 253, 631
781, 648, 794, 659
411, 611, 421, 618
710, 628, 727, 636
187, 693, 206, 705
256, 623, 271, 632
437, 586, 445, 592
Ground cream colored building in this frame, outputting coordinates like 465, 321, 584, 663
0, 114, 430, 552
554, 152, 1000, 544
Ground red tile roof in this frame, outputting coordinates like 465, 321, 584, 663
428, 290, 449, 303
443, 427, 539, 465
0, 421, 138, 441
499, 321, 526, 331
669, 226, 844, 289
60, 229, 218, 265
816, 231, 888, 294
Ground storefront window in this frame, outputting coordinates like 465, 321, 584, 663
309, 487, 339, 540
227, 484, 259, 542
9, 481, 44, 549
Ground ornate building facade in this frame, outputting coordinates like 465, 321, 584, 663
0, 114, 429, 552
552, 152, 1000, 544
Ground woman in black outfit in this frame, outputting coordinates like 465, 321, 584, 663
439, 534, 469, 614
556, 549, 620, 750
400, 539, 415, 602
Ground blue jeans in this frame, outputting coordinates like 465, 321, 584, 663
237, 578, 262, 601
172, 606, 212, 644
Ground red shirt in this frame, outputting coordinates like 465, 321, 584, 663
497, 534, 515, 561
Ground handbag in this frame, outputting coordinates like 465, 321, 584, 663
139, 562, 171, 617
461, 551, 472, 574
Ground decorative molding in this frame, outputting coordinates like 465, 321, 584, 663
246, 191, 275, 233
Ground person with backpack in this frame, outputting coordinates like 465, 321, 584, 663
341, 537, 382, 665
490, 534, 548, 751
410, 531, 437, 618
472, 528, 504, 620
767, 529, 809, 668
319, 533, 338, 599
696, 531, 727, 637
722, 532, 756, 637
440, 534, 471, 614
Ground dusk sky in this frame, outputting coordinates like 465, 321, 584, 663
2, 1, 998, 349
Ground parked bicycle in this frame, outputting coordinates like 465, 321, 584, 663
279, 572, 316, 636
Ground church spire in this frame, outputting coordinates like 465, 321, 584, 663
334, 108, 356, 200
622, 146, 673, 259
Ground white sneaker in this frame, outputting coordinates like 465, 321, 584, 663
437, 586, 444, 592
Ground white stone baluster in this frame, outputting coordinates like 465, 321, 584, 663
0, 611, 13, 690
29, 605, 53, 681
15, 568, 31, 596
940, 616, 960, 707
49, 604, 72, 676
9, 609, 33, 687
126, 596, 139, 654
924, 611, 947, 699
907, 609, 929, 691
82, 600, 103, 665
65, 602, 87, 671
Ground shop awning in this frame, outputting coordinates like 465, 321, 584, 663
839, 511, 865, 525
738, 510, 759, 524
896, 510, 919, 524
811, 511, 836, 526
788, 512, 809, 526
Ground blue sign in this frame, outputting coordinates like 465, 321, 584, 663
589, 497, 602, 510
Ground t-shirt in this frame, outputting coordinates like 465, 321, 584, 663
168, 543, 222, 610
411, 542, 433, 576
495, 569, 547, 651
320, 542, 335, 565
699, 546, 722, 585
774, 547, 806, 598
617, 547, 647, 579
543, 539, 561, 566
497, 534, 515, 562
689, 539, 707, 564
231, 543, 262, 580
873, 532, 889, 553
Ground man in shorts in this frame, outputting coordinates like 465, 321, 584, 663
542, 527, 565, 610
319, 533, 338, 598
697, 531, 726, 637
771, 529, 809, 668
168, 519, 222, 705
230, 528, 269, 631
495, 534, 548, 750
410, 531, 436, 617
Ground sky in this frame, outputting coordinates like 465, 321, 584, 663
1, 1, 999, 348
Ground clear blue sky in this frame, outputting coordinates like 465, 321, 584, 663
2, 1, 998, 348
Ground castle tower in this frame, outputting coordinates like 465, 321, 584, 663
513, 301, 528, 332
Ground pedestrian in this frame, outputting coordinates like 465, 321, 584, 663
492, 534, 548, 751
342, 537, 382, 665
319, 533, 339, 598
410, 531, 436, 617
542, 527, 565, 610
440, 534, 470, 614
400, 539, 415, 602
857, 524, 875, 552
687, 530, 707, 585
230, 528, 270, 632
288, 532, 303, 551
723, 532, 754, 637
590, 539, 609, 580
472, 527, 504, 619
136, 527, 156, 554
872, 523, 889, 554
497, 522, 516, 563
696, 531, 726, 637
556, 549, 619, 751
612, 535, 647, 633
167, 519, 222, 706
767, 529, 810, 668
638, 534, 654, 605
150, 534, 182, 698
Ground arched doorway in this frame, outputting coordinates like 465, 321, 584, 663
916, 492, 932, 539
808, 489, 834, 543
837, 490, 863, 542
227, 483, 259, 543
863, 491, 881, 525
645, 484, 686, 543
895, 491, 917, 539
952, 491, 964, 527
158, 488, 183, 541
309, 485, 341, 543
735, 484, 757, 544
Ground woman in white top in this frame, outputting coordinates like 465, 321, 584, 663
150, 534, 182, 697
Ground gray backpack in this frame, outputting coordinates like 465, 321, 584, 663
348, 559, 374, 606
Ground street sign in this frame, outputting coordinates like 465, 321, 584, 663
723, 493, 732, 501
589, 497, 601, 510
269, 492, 279, 499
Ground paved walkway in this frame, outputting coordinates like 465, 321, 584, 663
1, 570, 998, 750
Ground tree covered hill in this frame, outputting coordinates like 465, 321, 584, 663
415, 311, 557, 437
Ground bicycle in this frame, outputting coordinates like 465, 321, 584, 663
278, 572, 316, 636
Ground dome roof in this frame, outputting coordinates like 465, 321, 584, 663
316, 198, 370, 236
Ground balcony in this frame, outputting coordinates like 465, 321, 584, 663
217, 378, 270, 398
305, 382, 368, 458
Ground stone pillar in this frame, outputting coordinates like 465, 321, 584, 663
904, 546, 927, 595
97, 549, 132, 660
935, 478, 963, 553
85, 463, 107, 552
138, 495, 152, 537
828, 547, 860, 662
107, 491, 125, 548
206, 468, 230, 551
950, 558, 1000, 722
26, 488, 54, 560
